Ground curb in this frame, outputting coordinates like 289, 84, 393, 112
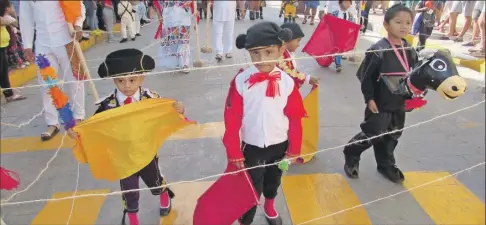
368, 21, 485, 74
8, 24, 121, 89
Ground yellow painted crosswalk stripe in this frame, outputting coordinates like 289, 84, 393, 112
160, 181, 213, 225
1, 122, 224, 154
281, 173, 372, 225
403, 172, 485, 225
30, 189, 109, 225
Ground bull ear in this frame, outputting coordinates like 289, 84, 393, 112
418, 49, 437, 60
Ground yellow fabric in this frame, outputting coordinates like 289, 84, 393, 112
0, 26, 10, 48
284, 4, 297, 17
300, 88, 319, 163
73, 99, 195, 181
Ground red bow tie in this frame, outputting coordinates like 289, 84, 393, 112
124, 97, 132, 105
246, 71, 281, 97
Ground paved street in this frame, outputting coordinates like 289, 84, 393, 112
1, 3, 485, 225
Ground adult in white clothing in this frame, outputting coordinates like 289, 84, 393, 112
212, 1, 236, 61
20, 1, 86, 141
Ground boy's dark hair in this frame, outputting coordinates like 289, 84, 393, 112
0, 0, 11, 16
338, 0, 352, 4
384, 3, 413, 23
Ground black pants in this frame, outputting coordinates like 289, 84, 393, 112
417, 25, 433, 51
0, 47, 13, 98
120, 155, 165, 213
343, 108, 405, 167
239, 141, 288, 225
97, 4, 106, 30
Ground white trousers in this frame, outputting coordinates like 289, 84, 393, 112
134, 10, 141, 34
213, 20, 235, 55
37, 46, 86, 126
120, 17, 135, 39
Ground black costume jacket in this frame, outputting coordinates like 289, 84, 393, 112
94, 87, 161, 115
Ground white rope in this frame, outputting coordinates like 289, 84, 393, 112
2, 45, 425, 91
1, 99, 483, 206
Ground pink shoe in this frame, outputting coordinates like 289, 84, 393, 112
264, 198, 282, 225
159, 189, 174, 216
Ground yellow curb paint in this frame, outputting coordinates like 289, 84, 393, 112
160, 181, 212, 225
30, 189, 109, 225
403, 171, 485, 225
282, 173, 372, 225
8, 24, 122, 89
0, 122, 225, 154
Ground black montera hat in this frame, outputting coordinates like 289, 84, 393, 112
235, 21, 293, 50
280, 23, 305, 40
98, 48, 155, 78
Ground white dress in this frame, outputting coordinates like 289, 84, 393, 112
155, 0, 193, 69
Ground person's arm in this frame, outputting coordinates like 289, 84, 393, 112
284, 82, 306, 158
75, 2, 87, 29
117, 2, 123, 15
360, 50, 381, 103
222, 77, 244, 163
415, 2, 428, 12
19, 1, 34, 50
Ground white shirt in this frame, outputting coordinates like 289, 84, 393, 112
235, 66, 295, 148
116, 89, 141, 106
212, 1, 237, 22
325, 1, 340, 14
19, 1, 85, 53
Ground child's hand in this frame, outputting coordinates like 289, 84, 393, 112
367, 99, 379, 113
67, 129, 79, 140
173, 101, 185, 114
232, 160, 245, 170
309, 76, 319, 87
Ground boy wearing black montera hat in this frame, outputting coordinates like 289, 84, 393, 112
96, 48, 185, 225
279, 23, 319, 89
223, 21, 306, 225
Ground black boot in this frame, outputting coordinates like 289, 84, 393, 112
265, 216, 282, 225
260, 10, 263, 19
255, 11, 260, 19
344, 154, 360, 178
377, 165, 405, 183
249, 11, 255, 20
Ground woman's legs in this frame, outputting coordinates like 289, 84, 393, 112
0, 48, 13, 98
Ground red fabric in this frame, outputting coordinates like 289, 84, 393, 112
302, 14, 361, 67
284, 83, 306, 157
223, 71, 245, 162
245, 71, 282, 98
104, 0, 112, 7
193, 163, 259, 225
405, 98, 427, 111
280, 50, 306, 88
0, 167, 20, 190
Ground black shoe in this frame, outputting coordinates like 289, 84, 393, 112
160, 188, 175, 217
260, 13, 263, 19
336, 64, 342, 73
255, 12, 260, 19
377, 165, 405, 183
120, 38, 128, 43
135, 33, 141, 36
131, 37, 136, 41
265, 215, 282, 225
344, 158, 359, 179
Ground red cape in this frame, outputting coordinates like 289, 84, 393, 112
302, 14, 360, 67
193, 163, 259, 225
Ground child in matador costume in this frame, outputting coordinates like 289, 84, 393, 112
95, 49, 185, 225
278, 23, 319, 89
224, 21, 306, 225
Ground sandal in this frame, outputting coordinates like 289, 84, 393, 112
225, 53, 233, 59
5, 94, 27, 103
181, 66, 190, 74
215, 54, 223, 62
41, 125, 60, 141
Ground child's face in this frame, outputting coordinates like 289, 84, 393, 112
6, 5, 13, 14
339, 1, 351, 10
113, 75, 145, 96
384, 11, 413, 39
285, 38, 302, 52
249, 45, 286, 73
